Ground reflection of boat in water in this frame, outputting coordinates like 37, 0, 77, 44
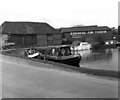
38, 45, 81, 67
80, 49, 113, 62
71, 49, 91, 57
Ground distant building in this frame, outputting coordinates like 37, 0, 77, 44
59, 25, 113, 44
118, 26, 120, 35
111, 27, 118, 41
1, 21, 62, 48
118, 26, 120, 42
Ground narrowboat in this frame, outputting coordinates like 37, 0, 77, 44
38, 45, 81, 67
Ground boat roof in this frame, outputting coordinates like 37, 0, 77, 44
25, 45, 71, 50
2, 42, 15, 46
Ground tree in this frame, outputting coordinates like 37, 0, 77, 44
118, 26, 120, 35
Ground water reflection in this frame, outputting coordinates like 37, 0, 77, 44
71, 50, 91, 57
72, 48, 119, 71
72, 49, 112, 62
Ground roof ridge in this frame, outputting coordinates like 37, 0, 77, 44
4, 21, 47, 24
2, 21, 60, 34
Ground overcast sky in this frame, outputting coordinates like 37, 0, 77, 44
0, 0, 119, 28
118, 1, 120, 26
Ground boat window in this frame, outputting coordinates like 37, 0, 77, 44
82, 43, 89, 45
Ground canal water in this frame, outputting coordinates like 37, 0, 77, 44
76, 48, 119, 71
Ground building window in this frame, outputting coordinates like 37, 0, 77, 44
70, 32, 86, 35
87, 31, 94, 34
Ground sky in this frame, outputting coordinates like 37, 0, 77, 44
0, 0, 119, 28
118, 1, 120, 26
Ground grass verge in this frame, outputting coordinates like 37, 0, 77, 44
1, 49, 119, 79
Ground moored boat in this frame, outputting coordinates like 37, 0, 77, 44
25, 48, 39, 58
40, 53, 81, 67
92, 40, 117, 49
116, 42, 120, 47
38, 45, 81, 67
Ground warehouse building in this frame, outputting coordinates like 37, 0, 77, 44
59, 25, 113, 44
1, 21, 62, 48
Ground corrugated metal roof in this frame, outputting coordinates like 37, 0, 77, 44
59, 26, 111, 33
2, 21, 60, 34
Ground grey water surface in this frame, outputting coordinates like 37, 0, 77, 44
78, 48, 119, 71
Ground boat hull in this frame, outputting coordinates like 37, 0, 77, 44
40, 54, 81, 67
47, 56, 81, 67
28, 52, 39, 58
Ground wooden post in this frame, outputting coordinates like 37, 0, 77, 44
44, 49, 47, 61
22, 37, 25, 48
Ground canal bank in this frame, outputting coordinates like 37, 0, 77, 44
1, 49, 119, 79
2, 54, 118, 98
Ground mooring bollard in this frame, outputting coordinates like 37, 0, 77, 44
44, 49, 47, 61
44, 56, 46, 61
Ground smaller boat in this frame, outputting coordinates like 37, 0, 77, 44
38, 45, 81, 67
116, 42, 120, 47
1, 42, 15, 51
25, 48, 39, 58
92, 40, 117, 49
